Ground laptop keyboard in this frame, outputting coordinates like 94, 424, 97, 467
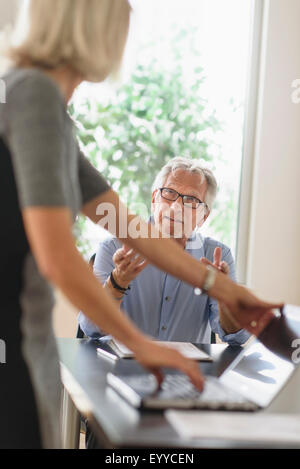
114, 374, 258, 411
161, 375, 256, 409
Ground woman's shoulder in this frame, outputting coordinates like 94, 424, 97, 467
3, 67, 65, 109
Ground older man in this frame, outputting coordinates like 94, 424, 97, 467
78, 157, 250, 345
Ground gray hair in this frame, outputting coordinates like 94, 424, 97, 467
152, 157, 218, 211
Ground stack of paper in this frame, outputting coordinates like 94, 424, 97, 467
166, 410, 300, 443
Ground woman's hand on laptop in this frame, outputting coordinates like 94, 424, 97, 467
132, 338, 205, 391
211, 275, 283, 337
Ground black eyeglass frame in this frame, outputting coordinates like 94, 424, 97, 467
159, 187, 207, 210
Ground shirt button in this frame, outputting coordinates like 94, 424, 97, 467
165, 296, 170, 301
161, 326, 167, 331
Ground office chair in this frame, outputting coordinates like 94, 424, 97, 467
75, 253, 96, 340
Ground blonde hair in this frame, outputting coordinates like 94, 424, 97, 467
9, 0, 131, 82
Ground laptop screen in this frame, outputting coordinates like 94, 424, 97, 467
220, 338, 295, 408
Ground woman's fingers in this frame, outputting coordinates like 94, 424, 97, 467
219, 282, 284, 338
175, 355, 205, 391
146, 368, 164, 390
239, 289, 284, 311
257, 300, 284, 310
135, 342, 205, 391
227, 286, 284, 335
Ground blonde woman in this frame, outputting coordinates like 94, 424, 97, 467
0, 0, 281, 449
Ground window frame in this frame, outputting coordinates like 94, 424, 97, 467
235, 0, 265, 284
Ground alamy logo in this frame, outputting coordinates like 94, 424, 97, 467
0, 339, 6, 364
0, 79, 6, 104
291, 338, 300, 364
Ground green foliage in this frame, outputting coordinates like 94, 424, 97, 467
70, 27, 235, 255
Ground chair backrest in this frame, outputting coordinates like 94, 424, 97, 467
76, 253, 96, 339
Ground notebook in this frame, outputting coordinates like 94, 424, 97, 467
98, 337, 212, 361
165, 411, 300, 444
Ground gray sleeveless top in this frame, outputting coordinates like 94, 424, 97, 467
0, 68, 110, 448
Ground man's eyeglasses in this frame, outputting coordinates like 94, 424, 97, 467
159, 187, 206, 210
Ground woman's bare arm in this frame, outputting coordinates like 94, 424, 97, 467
83, 190, 212, 290
82, 189, 283, 336
21, 206, 204, 388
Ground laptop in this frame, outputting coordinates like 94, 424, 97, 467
107, 306, 300, 412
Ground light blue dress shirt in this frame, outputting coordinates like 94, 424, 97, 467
78, 232, 250, 345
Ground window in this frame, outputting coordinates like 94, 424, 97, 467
71, 0, 254, 260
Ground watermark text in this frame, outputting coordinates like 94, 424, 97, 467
95, 200, 206, 249
291, 338, 300, 364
